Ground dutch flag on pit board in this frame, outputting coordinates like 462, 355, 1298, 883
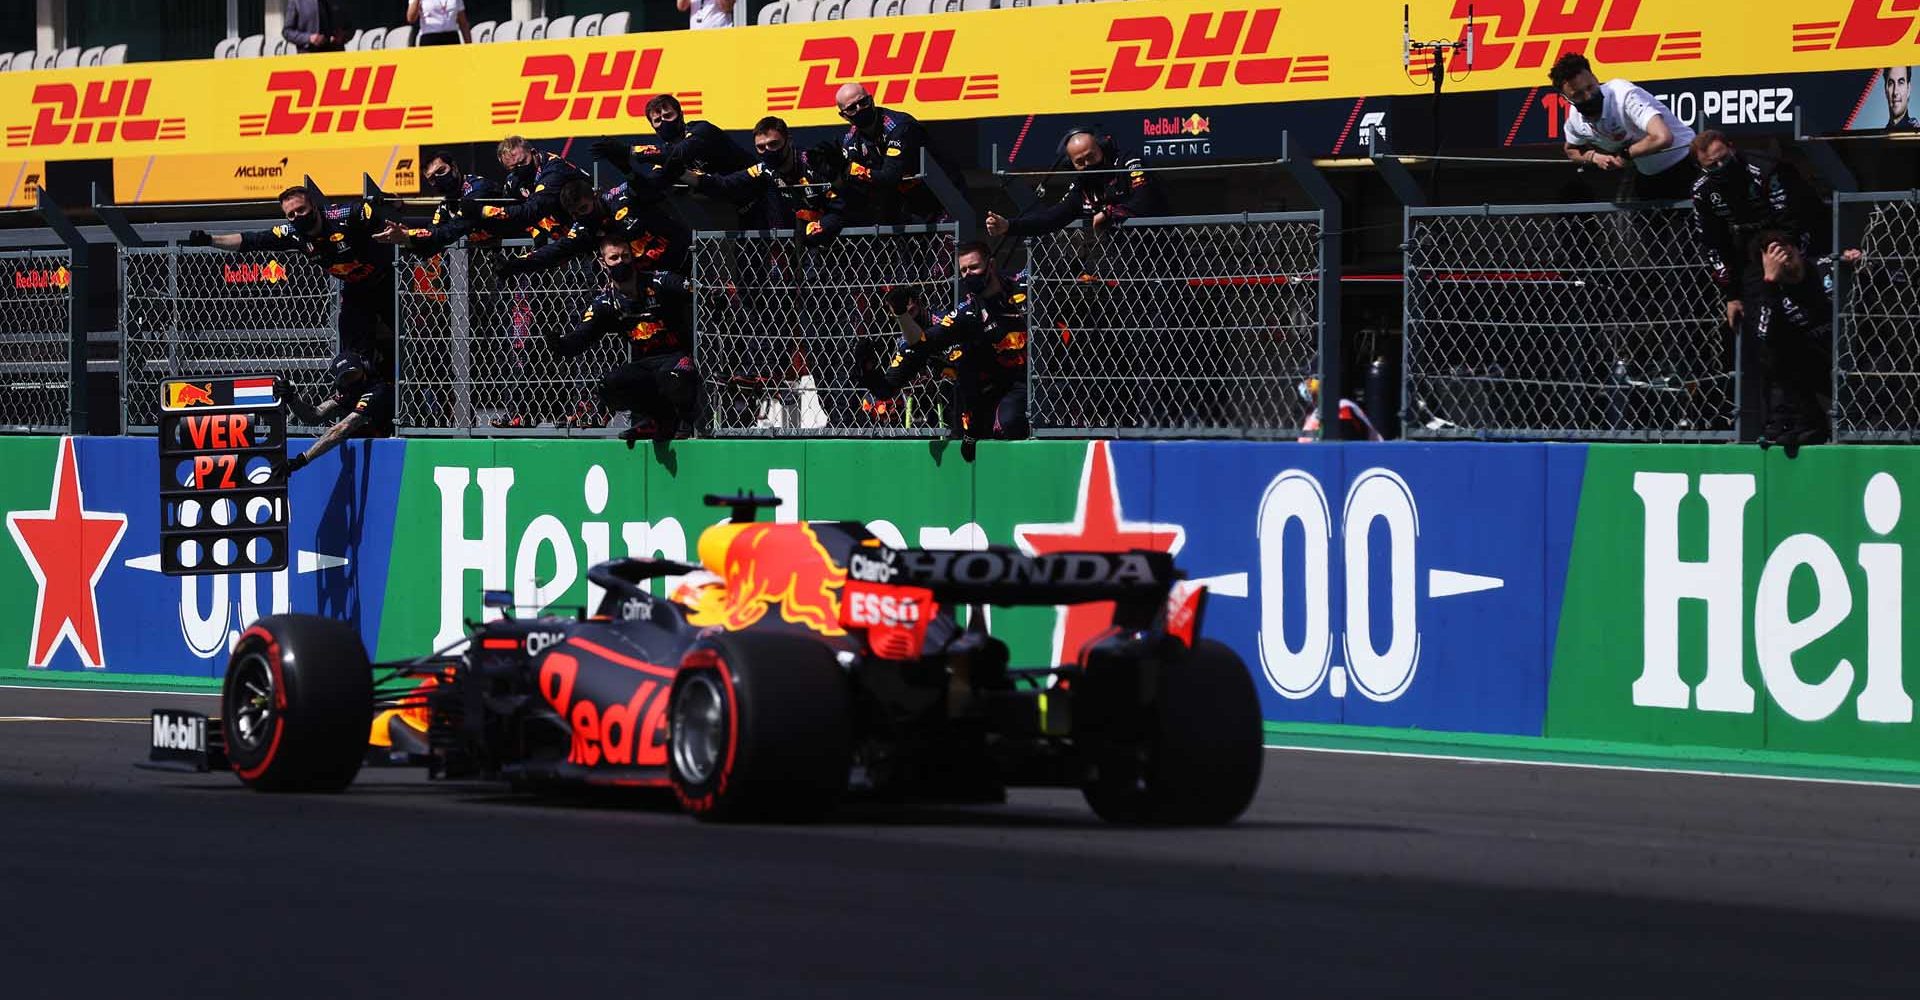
232, 378, 275, 405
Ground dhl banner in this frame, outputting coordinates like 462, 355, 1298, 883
112, 145, 420, 203
0, 162, 45, 207
0, 0, 1914, 163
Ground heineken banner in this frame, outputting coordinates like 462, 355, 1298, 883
4, 435, 1918, 768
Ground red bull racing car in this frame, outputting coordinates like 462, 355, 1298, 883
150, 495, 1262, 824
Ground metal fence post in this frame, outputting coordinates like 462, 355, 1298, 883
36, 189, 88, 436
920, 149, 979, 244
1284, 138, 1343, 439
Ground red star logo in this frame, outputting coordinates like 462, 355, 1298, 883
6, 438, 126, 668
1015, 442, 1184, 666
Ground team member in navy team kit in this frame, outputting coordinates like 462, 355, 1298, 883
471, 135, 592, 240
188, 185, 397, 375
274, 350, 395, 479
1551, 52, 1697, 201
374, 150, 508, 256
595, 94, 754, 189
544, 235, 701, 446
497, 174, 692, 276
688, 116, 843, 231
864, 242, 1029, 450
824, 82, 945, 239
984, 129, 1165, 238
1745, 231, 1863, 450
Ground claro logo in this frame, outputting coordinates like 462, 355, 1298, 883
6, 79, 186, 148
768, 30, 997, 111
239, 66, 432, 137
1794, 0, 1920, 52
1069, 9, 1327, 95
491, 50, 697, 125
1415, 0, 1700, 80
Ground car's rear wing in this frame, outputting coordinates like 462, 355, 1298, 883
855, 545, 1178, 607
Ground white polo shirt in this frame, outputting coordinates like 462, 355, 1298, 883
1563, 79, 1694, 175
415, 0, 463, 38
687, 0, 733, 29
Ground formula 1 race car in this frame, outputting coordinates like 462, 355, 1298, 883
150, 495, 1262, 824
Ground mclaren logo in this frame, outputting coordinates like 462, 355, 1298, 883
234, 157, 290, 179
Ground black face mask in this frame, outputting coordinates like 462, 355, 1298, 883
1574, 95, 1605, 120
290, 208, 324, 236
1703, 154, 1737, 176
852, 106, 881, 132
426, 171, 462, 198
654, 118, 686, 143
759, 145, 788, 170
959, 270, 990, 297
607, 261, 635, 284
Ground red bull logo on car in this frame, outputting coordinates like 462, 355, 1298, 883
691, 522, 848, 636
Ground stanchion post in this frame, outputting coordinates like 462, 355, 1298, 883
37, 188, 89, 436
1282, 132, 1344, 439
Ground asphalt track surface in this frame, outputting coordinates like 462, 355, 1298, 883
5, 687, 1920, 997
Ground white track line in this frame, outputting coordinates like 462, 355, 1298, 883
0, 716, 147, 724
1268, 743, 1920, 792
0, 684, 218, 697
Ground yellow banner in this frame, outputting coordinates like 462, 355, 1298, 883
0, 161, 45, 207
0, 0, 1905, 163
112, 145, 420, 204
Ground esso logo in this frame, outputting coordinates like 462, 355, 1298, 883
1257, 468, 1420, 703
846, 589, 924, 629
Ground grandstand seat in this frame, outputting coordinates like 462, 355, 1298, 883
785, 1, 819, 21
959, 0, 992, 8
602, 11, 631, 33
386, 24, 413, 48
0, 54, 11, 73
901, 0, 934, 13
103, 43, 127, 65
470, 20, 496, 43
757, 2, 787, 23
573, 13, 602, 36
818, 0, 846, 18
82, 45, 104, 66
525, 16, 547, 40
12, 50, 33, 71
365, 27, 386, 49
271, 37, 292, 55
495, 18, 522, 41
871, 0, 905, 13
214, 37, 240, 59
343, 28, 364, 49
547, 14, 575, 38
843, 0, 876, 15
55, 47, 78, 68
238, 34, 264, 57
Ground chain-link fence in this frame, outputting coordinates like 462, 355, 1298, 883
1403, 202, 1733, 441
0, 249, 73, 432
692, 224, 958, 437
396, 241, 631, 434
1834, 192, 1920, 442
120, 246, 336, 431
1024, 213, 1323, 436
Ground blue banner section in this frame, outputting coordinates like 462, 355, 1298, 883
1131, 442, 1585, 737
39, 437, 405, 679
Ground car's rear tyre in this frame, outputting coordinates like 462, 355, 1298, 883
1077, 638, 1263, 825
669, 632, 850, 822
222, 614, 372, 793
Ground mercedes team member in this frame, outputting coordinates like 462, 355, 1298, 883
864, 242, 1029, 446
688, 116, 844, 231
274, 350, 394, 479
1747, 230, 1863, 450
545, 235, 700, 445
1551, 52, 1697, 201
187, 184, 396, 373
1689, 130, 1824, 333
984, 129, 1165, 238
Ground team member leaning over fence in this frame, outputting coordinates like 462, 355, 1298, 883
596, 94, 754, 190
1551, 52, 1697, 201
984, 128, 1165, 239
374, 150, 508, 256
863, 241, 1029, 452
1689, 130, 1825, 334
498, 175, 692, 277
688, 116, 844, 232
821, 83, 946, 241
187, 184, 397, 377
544, 235, 701, 446
1747, 230, 1863, 452
273, 350, 394, 479
470, 136, 591, 240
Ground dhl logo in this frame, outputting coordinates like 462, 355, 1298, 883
13, 266, 70, 290
238, 66, 432, 137
1068, 9, 1327, 95
490, 50, 702, 125
5, 79, 186, 148
1794, 0, 1920, 52
222, 261, 288, 285
1143, 113, 1211, 137
1413, 0, 1699, 80
767, 30, 998, 112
